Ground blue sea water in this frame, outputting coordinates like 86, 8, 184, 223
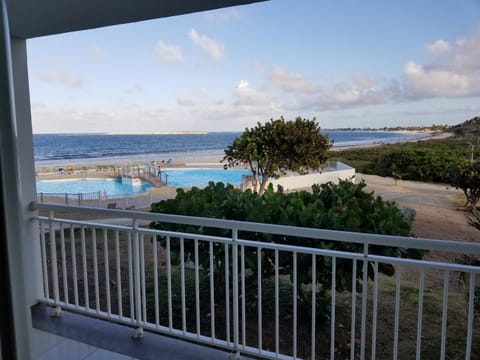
33, 131, 421, 166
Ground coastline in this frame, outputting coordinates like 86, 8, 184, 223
35, 130, 453, 173
330, 130, 453, 151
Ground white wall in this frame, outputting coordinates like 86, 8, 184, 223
241, 162, 355, 192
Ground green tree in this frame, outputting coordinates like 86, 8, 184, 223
223, 117, 332, 194
450, 162, 480, 211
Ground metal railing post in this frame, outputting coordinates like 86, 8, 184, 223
33, 202, 480, 359
231, 228, 240, 359
48, 210, 61, 317
131, 218, 143, 339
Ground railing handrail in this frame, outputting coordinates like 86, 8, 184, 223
37, 191, 102, 197
36, 213, 480, 274
34, 202, 480, 255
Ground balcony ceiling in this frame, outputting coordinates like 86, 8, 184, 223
6, 0, 266, 39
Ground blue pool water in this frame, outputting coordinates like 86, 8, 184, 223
162, 168, 251, 188
36, 178, 153, 197
37, 168, 251, 195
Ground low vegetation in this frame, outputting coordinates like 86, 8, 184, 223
331, 116, 480, 210
150, 180, 422, 320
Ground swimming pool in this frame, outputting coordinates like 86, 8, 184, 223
36, 178, 153, 198
36, 168, 252, 197
161, 168, 251, 188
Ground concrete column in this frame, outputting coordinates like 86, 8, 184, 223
0, 0, 39, 358
11, 37, 43, 308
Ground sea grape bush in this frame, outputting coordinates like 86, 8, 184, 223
150, 180, 422, 319
332, 138, 478, 183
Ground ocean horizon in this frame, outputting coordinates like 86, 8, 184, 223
33, 130, 425, 167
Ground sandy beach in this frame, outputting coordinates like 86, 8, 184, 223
35, 130, 452, 173
330, 130, 453, 151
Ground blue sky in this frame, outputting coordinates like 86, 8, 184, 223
27, 0, 480, 133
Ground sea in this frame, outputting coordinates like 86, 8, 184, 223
33, 131, 425, 167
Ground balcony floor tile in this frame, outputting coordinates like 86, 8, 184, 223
31, 304, 243, 360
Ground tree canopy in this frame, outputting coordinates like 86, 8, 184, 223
450, 161, 480, 211
223, 117, 332, 194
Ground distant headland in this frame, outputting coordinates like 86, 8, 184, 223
106, 131, 208, 135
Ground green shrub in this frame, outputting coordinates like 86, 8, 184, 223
331, 138, 479, 184
150, 180, 423, 320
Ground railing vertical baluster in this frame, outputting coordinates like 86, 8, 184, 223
92, 228, 100, 313
115, 231, 122, 318
132, 221, 143, 337
70, 225, 78, 307
33, 204, 480, 360
140, 234, 146, 325
331, 256, 336, 360
360, 244, 369, 360
40, 220, 50, 300
81, 226, 89, 310
393, 266, 401, 360
127, 232, 134, 324
209, 241, 215, 341
440, 271, 449, 360
103, 229, 111, 316
415, 268, 425, 360
195, 238, 200, 338
153, 235, 159, 328
311, 254, 316, 360
180, 237, 186, 334
257, 247, 262, 353
49, 211, 60, 307
293, 252, 297, 359
60, 223, 68, 304
371, 262, 379, 360
466, 272, 475, 359
232, 230, 239, 354
350, 259, 357, 360
167, 236, 173, 331
225, 242, 230, 345
275, 249, 279, 357
241, 244, 246, 350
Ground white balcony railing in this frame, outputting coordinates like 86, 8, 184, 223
35, 203, 480, 359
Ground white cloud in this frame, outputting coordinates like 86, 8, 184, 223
332, 77, 399, 105
155, 41, 184, 63
177, 96, 195, 107
403, 61, 476, 97
233, 80, 274, 106
258, 65, 397, 111
39, 69, 86, 88
188, 29, 225, 61
404, 31, 480, 98
262, 65, 317, 94
237, 80, 249, 89
425, 39, 451, 55
166, 80, 282, 128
